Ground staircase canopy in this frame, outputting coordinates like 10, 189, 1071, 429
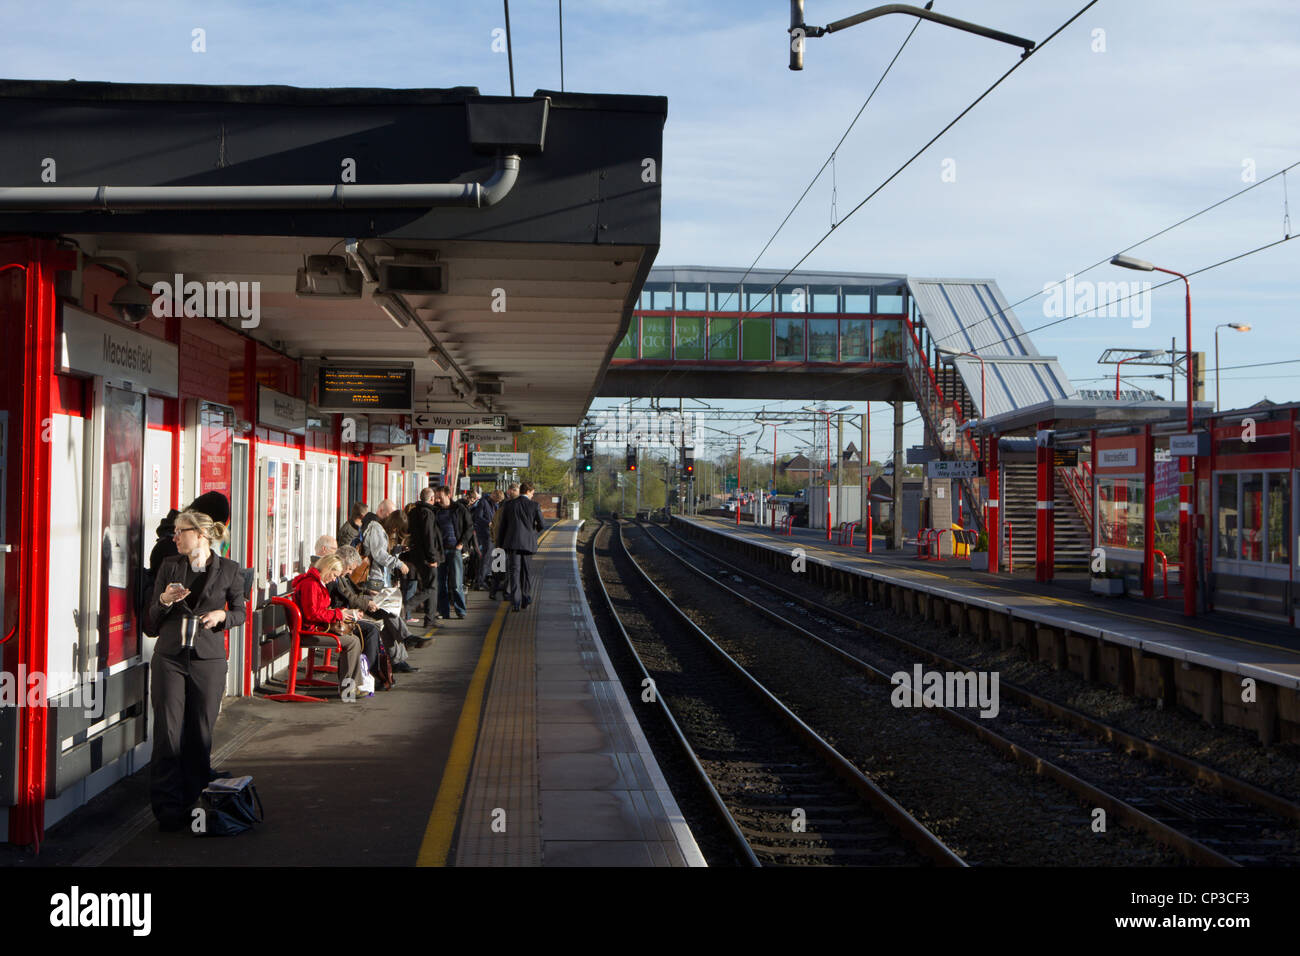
908, 277, 1074, 420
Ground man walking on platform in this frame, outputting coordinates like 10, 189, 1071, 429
495, 481, 545, 612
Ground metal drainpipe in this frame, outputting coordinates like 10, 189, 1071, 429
0, 154, 522, 210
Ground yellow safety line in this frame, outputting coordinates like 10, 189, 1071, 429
416, 598, 509, 866
714, 518, 1300, 658
415, 519, 567, 866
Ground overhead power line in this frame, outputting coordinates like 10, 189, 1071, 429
929, 158, 1300, 353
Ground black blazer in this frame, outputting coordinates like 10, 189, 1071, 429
144, 554, 248, 659
495, 496, 545, 554
406, 501, 446, 565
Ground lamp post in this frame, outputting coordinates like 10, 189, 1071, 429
1112, 254, 1197, 617
1112, 350, 1166, 399
1214, 323, 1251, 412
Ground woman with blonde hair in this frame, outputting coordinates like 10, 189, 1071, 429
143, 509, 248, 831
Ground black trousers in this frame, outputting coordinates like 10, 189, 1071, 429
506, 550, 534, 608
408, 561, 438, 624
150, 650, 227, 825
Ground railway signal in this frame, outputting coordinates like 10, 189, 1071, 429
626, 446, 637, 471
682, 446, 695, 475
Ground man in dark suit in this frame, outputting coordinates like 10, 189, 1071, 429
495, 481, 545, 612
405, 487, 444, 628
143, 510, 247, 830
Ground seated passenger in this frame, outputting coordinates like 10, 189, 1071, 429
290, 554, 366, 701
331, 545, 425, 668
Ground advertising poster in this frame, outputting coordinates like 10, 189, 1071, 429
199, 402, 232, 496
100, 386, 143, 667
278, 460, 291, 579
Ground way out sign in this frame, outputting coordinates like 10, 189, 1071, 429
471, 451, 531, 468
926, 460, 980, 479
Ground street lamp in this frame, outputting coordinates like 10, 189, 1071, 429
1112, 254, 1197, 618
789, 2, 1036, 70
1113, 349, 1166, 399
1214, 323, 1251, 412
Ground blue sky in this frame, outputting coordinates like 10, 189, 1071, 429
3, 0, 1298, 462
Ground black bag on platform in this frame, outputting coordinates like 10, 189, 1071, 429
196, 776, 264, 837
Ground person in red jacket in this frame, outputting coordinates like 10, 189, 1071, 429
291, 554, 365, 701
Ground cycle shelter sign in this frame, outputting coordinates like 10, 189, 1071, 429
471, 451, 531, 468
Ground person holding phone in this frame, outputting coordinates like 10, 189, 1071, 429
143, 509, 247, 830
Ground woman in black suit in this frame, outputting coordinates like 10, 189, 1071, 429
143, 509, 247, 830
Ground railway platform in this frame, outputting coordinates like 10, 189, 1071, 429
676, 516, 1300, 744
0, 520, 701, 867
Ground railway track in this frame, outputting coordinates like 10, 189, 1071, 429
589, 518, 963, 867
648, 518, 1300, 867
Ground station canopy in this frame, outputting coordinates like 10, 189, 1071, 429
0, 79, 667, 426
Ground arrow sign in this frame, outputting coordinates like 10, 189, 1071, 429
412, 413, 505, 430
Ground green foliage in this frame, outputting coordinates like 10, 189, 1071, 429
973, 531, 989, 553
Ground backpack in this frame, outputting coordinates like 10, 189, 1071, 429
373, 640, 395, 690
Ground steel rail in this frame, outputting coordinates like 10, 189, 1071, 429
645, 520, 1245, 867
588, 519, 758, 866
616, 521, 966, 867
664, 519, 1300, 825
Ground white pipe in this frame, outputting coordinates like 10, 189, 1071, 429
0, 154, 520, 211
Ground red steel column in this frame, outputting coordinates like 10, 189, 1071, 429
987, 433, 999, 574
1035, 421, 1054, 582
2, 238, 73, 849
1143, 424, 1155, 599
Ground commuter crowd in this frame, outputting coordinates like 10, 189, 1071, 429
139, 482, 547, 829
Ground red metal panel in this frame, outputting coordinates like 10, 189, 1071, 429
1, 238, 74, 849
987, 435, 999, 574
1035, 420, 1054, 583
1143, 425, 1155, 599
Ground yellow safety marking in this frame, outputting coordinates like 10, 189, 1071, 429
415, 519, 567, 866
416, 599, 509, 866
717, 519, 1300, 658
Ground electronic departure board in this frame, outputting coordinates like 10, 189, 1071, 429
318, 366, 413, 412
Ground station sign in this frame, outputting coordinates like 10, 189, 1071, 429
258, 385, 306, 434
471, 451, 530, 468
459, 430, 513, 445
926, 460, 979, 479
1097, 447, 1137, 469
60, 304, 179, 397
318, 366, 413, 412
1169, 433, 1209, 457
413, 413, 506, 430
